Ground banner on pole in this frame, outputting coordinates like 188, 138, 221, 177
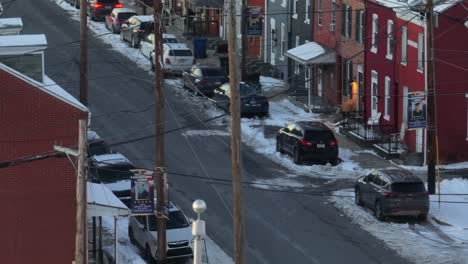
130, 169, 155, 215
246, 7, 263, 36
407, 92, 427, 130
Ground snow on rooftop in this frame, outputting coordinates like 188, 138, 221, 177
87, 182, 129, 217
43, 75, 88, 112
0, 17, 23, 28
286, 42, 325, 62
87, 130, 101, 141
373, 0, 460, 13
92, 153, 132, 165
135, 15, 153, 23
0, 34, 47, 47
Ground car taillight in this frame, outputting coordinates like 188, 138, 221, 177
300, 140, 315, 146
384, 193, 402, 198
93, 3, 103, 8
329, 140, 338, 146
165, 58, 171, 64
115, 3, 123, 8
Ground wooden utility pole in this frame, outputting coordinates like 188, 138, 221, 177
79, 0, 88, 105
153, 0, 167, 261
240, 0, 248, 81
426, 0, 436, 194
227, 0, 245, 263
75, 119, 88, 264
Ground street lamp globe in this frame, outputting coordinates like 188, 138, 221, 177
192, 199, 207, 219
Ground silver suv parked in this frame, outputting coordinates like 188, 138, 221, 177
354, 169, 429, 221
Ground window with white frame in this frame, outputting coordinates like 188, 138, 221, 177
384, 76, 391, 120
330, 0, 336, 31
293, 0, 299, 19
294, 36, 300, 74
305, 0, 310, 23
401, 26, 407, 65
417, 33, 424, 71
371, 71, 378, 113
386, 20, 394, 59
317, 0, 323, 26
341, 4, 351, 38
355, 10, 364, 44
371, 14, 378, 53
280, 23, 285, 60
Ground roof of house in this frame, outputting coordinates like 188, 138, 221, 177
0, 34, 46, 47
0, 17, 23, 29
371, 0, 462, 13
0, 63, 89, 112
285, 42, 336, 65
87, 182, 129, 217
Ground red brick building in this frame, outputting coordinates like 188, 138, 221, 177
0, 35, 89, 263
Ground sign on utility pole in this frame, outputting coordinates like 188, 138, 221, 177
227, 0, 246, 263
153, 0, 167, 262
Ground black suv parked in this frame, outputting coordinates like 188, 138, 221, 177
87, 0, 122, 21
276, 121, 339, 165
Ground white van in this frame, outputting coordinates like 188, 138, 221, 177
128, 201, 193, 261
150, 43, 194, 75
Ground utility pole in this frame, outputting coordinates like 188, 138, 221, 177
426, 0, 436, 194
79, 0, 88, 105
75, 119, 88, 264
153, 0, 167, 261
240, 0, 248, 81
227, 0, 245, 262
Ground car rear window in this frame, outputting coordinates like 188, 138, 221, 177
99, 0, 118, 3
163, 38, 179, 43
139, 22, 153, 30
304, 131, 335, 142
169, 49, 193, 56
118, 13, 136, 20
391, 182, 426, 193
202, 68, 225, 77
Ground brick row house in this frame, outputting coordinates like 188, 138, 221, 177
341, 0, 468, 164
0, 25, 89, 263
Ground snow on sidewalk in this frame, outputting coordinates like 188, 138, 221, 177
329, 179, 468, 264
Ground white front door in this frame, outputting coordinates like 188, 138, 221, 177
371, 71, 378, 117
317, 68, 323, 97
270, 18, 276, 65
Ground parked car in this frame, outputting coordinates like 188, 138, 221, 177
213, 82, 269, 117
128, 201, 194, 261
89, 153, 135, 192
152, 43, 194, 75
182, 66, 228, 96
140, 33, 180, 59
87, 0, 122, 21
354, 169, 430, 221
87, 130, 112, 157
276, 121, 339, 165
105, 8, 137, 33
120, 15, 154, 48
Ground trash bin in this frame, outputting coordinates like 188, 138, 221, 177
192, 38, 208, 59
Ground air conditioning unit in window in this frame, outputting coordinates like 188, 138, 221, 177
329, 23, 335, 32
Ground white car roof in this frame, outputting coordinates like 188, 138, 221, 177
163, 33, 178, 39
92, 153, 133, 167
133, 15, 153, 23
113, 8, 136, 13
87, 130, 101, 141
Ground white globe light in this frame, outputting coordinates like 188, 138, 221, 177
192, 199, 207, 214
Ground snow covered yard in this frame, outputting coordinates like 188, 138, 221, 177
329, 179, 468, 264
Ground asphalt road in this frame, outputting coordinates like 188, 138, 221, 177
7, 1, 413, 263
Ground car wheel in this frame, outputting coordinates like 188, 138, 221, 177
145, 244, 155, 263
417, 214, 427, 222
375, 201, 385, 221
276, 137, 284, 154
330, 158, 339, 166
293, 147, 302, 164
355, 187, 363, 206
128, 227, 135, 245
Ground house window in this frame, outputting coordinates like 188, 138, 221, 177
317, 0, 323, 26
371, 71, 378, 112
417, 33, 424, 71
293, 0, 299, 19
341, 5, 351, 38
294, 36, 300, 74
305, 0, 310, 23
401, 26, 407, 65
280, 23, 285, 60
343, 60, 353, 96
384, 77, 391, 120
355, 10, 364, 44
330, 0, 336, 32
371, 14, 378, 53
386, 20, 394, 59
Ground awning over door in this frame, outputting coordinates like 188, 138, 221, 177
285, 42, 336, 65
87, 182, 129, 217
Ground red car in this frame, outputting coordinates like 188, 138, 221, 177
105, 8, 137, 33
